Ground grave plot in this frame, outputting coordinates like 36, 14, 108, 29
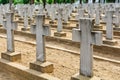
0, 3, 119, 80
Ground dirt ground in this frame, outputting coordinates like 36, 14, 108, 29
0, 38, 119, 80
0, 70, 20, 80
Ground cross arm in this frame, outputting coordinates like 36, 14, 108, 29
30, 24, 51, 36
12, 21, 18, 30
4, 12, 18, 31
72, 28, 81, 42
91, 31, 103, 46
43, 24, 51, 36
72, 29, 102, 46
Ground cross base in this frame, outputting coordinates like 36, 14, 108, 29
17, 20, 24, 24
71, 73, 101, 80
100, 21, 106, 24
21, 28, 30, 31
69, 19, 78, 23
19, 17, 24, 21
63, 22, 70, 26
49, 20, 57, 24
30, 24, 36, 34
1, 52, 21, 62
30, 61, 54, 73
0, 24, 2, 27
54, 32, 66, 37
15, 14, 21, 18
113, 27, 120, 31
103, 40, 118, 46
94, 25, 103, 30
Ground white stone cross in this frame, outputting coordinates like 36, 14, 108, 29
17, 4, 24, 18
88, 4, 95, 18
62, 5, 70, 23
72, 18, 102, 77
0, 6, 4, 25
4, 12, 18, 52
88, 0, 93, 4
76, 9, 84, 20
31, 14, 50, 62
28, 4, 34, 19
95, 7, 100, 25
57, 7, 63, 32
104, 10, 116, 40
115, 0, 120, 3
100, 0, 105, 3
51, 8, 56, 21
114, 7, 120, 27
23, 6, 28, 30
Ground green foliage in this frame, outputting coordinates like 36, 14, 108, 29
106, 0, 115, 3
35, 0, 43, 4
0, 0, 9, 4
23, 0, 29, 4
14, 0, 23, 4
65, 0, 71, 3
0, 0, 117, 4
47, 0, 53, 4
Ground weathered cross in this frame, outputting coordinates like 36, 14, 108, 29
57, 7, 63, 32
23, 6, 28, 30
100, 0, 105, 3
115, 0, 120, 3
30, 14, 53, 73
95, 6, 100, 25
76, 9, 84, 20
0, 6, 3, 26
1, 11, 21, 61
72, 18, 102, 77
114, 7, 120, 27
4, 12, 18, 52
101, 9, 116, 40
31, 14, 50, 62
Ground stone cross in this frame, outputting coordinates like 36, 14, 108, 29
88, 0, 93, 4
23, 6, 28, 30
0, 6, 3, 25
115, 0, 120, 3
72, 18, 102, 77
4, 12, 18, 52
50, 5, 56, 21
30, 15, 53, 73
57, 8, 63, 32
88, 5, 95, 18
38, 5, 44, 14
104, 10, 116, 40
95, 7, 100, 25
62, 6, 69, 23
31, 14, 50, 62
114, 7, 120, 27
28, 4, 34, 19
100, 0, 105, 3
17, 4, 24, 18
76, 9, 84, 20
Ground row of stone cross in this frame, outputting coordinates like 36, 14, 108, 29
0, 3, 120, 37
80, 0, 120, 3
0, 3, 120, 79
2, 11, 102, 79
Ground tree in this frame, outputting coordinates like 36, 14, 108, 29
0, 0, 9, 4
106, 0, 115, 3
23, 0, 29, 4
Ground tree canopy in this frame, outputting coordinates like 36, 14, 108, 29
0, 0, 117, 4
